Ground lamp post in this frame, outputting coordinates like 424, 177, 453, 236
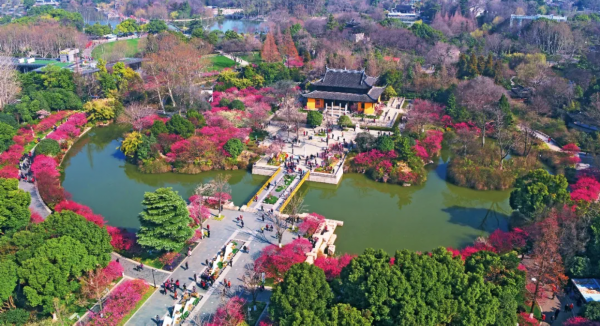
152, 269, 157, 288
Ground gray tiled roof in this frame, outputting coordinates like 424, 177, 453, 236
312, 68, 379, 89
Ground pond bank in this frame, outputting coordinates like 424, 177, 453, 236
62, 125, 512, 254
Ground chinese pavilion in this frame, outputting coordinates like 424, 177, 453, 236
303, 67, 385, 115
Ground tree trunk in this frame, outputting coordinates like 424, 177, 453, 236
481, 125, 486, 147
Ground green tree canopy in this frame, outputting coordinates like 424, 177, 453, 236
146, 19, 167, 34
38, 211, 113, 266
307, 111, 323, 127
229, 99, 245, 110
509, 169, 569, 217
0, 122, 16, 153
115, 19, 140, 34
270, 263, 333, 325
376, 135, 395, 152
0, 259, 18, 304
338, 115, 352, 128
137, 187, 193, 251
223, 138, 244, 158
18, 236, 96, 310
35, 139, 60, 156
166, 114, 195, 138
355, 132, 376, 152
40, 65, 75, 91
329, 303, 372, 326
150, 120, 169, 136
0, 178, 31, 234
335, 248, 522, 325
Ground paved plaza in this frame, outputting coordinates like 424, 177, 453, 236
124, 209, 298, 326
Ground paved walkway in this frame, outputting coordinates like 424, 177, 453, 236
217, 50, 249, 67
537, 288, 580, 325
126, 209, 297, 326
111, 252, 171, 286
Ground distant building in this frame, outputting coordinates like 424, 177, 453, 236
303, 67, 385, 115
347, 32, 365, 43
387, 6, 420, 26
510, 14, 567, 27
59, 48, 79, 63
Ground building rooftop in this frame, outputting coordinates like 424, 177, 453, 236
312, 67, 379, 90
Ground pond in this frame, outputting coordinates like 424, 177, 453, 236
87, 15, 265, 34
61, 125, 512, 254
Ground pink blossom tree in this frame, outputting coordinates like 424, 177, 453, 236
298, 213, 325, 237
255, 238, 311, 281
209, 296, 246, 326
314, 254, 355, 280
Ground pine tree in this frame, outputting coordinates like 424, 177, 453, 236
261, 32, 281, 63
137, 187, 193, 252
326, 14, 338, 31
303, 49, 311, 63
458, 53, 469, 78
483, 54, 495, 77
282, 29, 299, 59
468, 53, 479, 77
493, 61, 503, 84
498, 94, 514, 126
446, 94, 457, 118
477, 55, 486, 75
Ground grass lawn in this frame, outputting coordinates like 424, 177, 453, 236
208, 55, 236, 71
236, 51, 262, 64
92, 38, 141, 61
264, 195, 278, 205
244, 301, 267, 325
275, 185, 286, 192
117, 286, 156, 326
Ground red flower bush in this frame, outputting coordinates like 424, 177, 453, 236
564, 317, 600, 326
36, 171, 66, 206
102, 261, 124, 281
188, 195, 211, 226
518, 312, 540, 326
206, 192, 232, 207
34, 111, 70, 133
571, 176, 600, 202
0, 165, 18, 178
447, 242, 496, 260
562, 143, 580, 154
199, 126, 250, 150
209, 296, 246, 326
298, 213, 325, 236
488, 228, 528, 254
421, 130, 443, 157
13, 132, 34, 146
413, 142, 429, 160
31, 155, 59, 178
314, 254, 355, 280
88, 279, 149, 326
0, 144, 23, 166
106, 226, 137, 251
30, 209, 44, 224
255, 238, 311, 281
353, 149, 397, 167
55, 200, 106, 226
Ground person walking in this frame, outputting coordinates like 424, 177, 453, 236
555, 308, 560, 319
194, 273, 197, 283
241, 220, 244, 228
205, 259, 209, 266
228, 280, 231, 288
185, 261, 189, 270
183, 283, 187, 291
176, 280, 180, 289
174, 290, 178, 300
